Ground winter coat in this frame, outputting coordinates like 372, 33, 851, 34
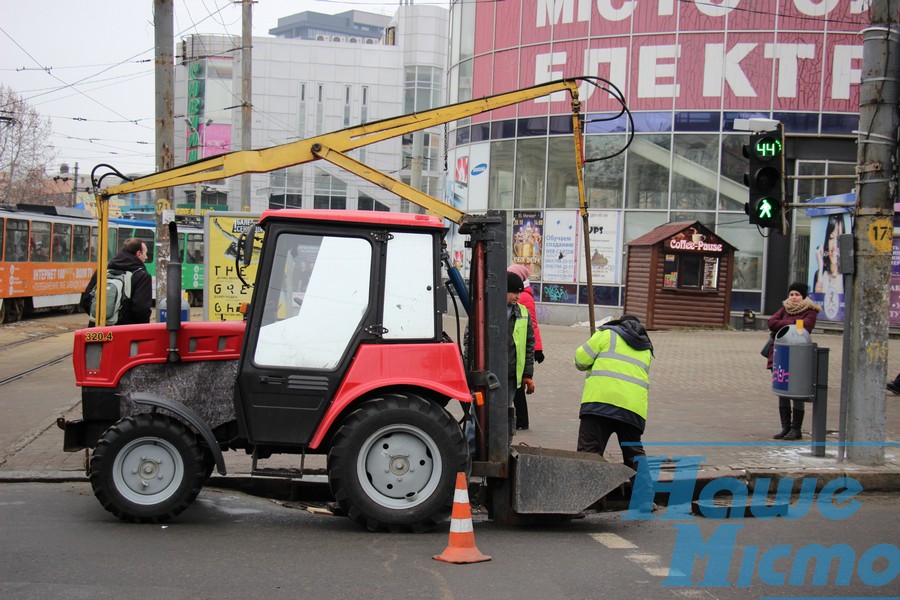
766, 301, 820, 369
517, 285, 543, 352
80, 251, 153, 325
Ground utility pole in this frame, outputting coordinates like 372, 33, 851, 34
845, 0, 899, 466
154, 0, 174, 304
72, 162, 78, 207
240, 0, 252, 211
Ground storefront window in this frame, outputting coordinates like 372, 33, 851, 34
717, 221, 764, 290
625, 134, 671, 209
488, 140, 515, 209
796, 162, 826, 200
670, 211, 715, 231
624, 212, 668, 244
719, 134, 750, 211
584, 135, 625, 209
671, 134, 719, 212
546, 136, 578, 209
515, 138, 547, 209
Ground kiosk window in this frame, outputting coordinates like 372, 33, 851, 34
666, 254, 719, 290
679, 255, 702, 287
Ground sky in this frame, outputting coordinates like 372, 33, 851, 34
1, 0, 447, 177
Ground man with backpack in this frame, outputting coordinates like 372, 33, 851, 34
80, 237, 152, 326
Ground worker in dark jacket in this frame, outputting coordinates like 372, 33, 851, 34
507, 272, 535, 432
80, 238, 153, 325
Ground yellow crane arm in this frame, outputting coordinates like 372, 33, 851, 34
105, 78, 585, 224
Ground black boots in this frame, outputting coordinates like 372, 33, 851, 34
773, 406, 791, 439
783, 409, 804, 440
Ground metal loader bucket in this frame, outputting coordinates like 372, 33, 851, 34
510, 445, 635, 514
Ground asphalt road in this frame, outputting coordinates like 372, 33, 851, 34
1, 482, 898, 600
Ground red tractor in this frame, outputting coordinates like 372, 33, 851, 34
59, 79, 634, 530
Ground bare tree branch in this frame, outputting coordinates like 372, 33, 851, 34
0, 84, 57, 205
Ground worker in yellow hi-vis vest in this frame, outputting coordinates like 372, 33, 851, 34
574, 315, 653, 471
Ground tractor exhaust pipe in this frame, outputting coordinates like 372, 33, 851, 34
166, 221, 182, 362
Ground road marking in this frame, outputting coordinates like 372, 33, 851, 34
626, 552, 666, 575
589, 530, 687, 580
626, 552, 683, 578
589, 532, 637, 548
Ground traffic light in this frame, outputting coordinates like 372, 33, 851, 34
743, 127, 785, 231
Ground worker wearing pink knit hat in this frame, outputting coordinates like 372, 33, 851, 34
508, 263, 543, 430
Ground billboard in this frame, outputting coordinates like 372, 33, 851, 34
204, 212, 262, 321
470, 0, 865, 116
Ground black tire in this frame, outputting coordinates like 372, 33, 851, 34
90, 413, 206, 523
327, 393, 468, 533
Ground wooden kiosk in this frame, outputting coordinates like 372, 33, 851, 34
623, 221, 736, 330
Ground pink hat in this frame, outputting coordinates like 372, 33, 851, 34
507, 264, 530, 282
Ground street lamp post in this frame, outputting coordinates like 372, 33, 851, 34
184, 118, 213, 214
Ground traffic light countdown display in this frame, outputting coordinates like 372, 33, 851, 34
743, 129, 785, 232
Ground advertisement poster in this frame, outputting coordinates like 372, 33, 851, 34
542, 210, 579, 283
512, 211, 543, 279
543, 210, 579, 283
204, 212, 262, 321
579, 210, 621, 285
806, 209, 851, 322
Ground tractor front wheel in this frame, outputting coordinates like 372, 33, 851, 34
90, 413, 206, 523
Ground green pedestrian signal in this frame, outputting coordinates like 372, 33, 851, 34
742, 127, 785, 232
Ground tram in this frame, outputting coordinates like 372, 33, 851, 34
110, 218, 206, 307
0, 207, 207, 323
0, 205, 115, 323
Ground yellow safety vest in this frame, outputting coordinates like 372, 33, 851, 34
511, 304, 529, 386
574, 328, 651, 419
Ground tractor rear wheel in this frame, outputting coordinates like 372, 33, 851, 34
90, 413, 206, 523
328, 393, 467, 532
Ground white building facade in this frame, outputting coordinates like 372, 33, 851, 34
173, 6, 449, 215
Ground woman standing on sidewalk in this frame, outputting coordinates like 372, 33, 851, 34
767, 282, 821, 440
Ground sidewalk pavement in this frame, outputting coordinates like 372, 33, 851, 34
2, 322, 899, 495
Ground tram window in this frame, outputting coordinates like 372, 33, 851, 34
73, 225, 90, 262
90, 228, 98, 262
52, 224, 72, 262
108, 229, 117, 260
117, 228, 131, 252
30, 221, 51, 262
134, 229, 154, 263
0, 220, 4, 260
5, 219, 28, 262
186, 233, 204, 264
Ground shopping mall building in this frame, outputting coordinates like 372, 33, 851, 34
446, 0, 867, 324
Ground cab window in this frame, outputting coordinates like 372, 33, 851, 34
254, 233, 372, 370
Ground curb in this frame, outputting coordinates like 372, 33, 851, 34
2, 467, 898, 497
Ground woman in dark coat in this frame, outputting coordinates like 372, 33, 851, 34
767, 282, 821, 440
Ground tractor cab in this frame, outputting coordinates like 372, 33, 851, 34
234, 209, 468, 447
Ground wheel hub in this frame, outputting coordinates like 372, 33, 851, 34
111, 437, 185, 505
136, 457, 162, 483
359, 427, 440, 507
388, 455, 410, 476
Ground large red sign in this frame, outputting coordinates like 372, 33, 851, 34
472, 0, 867, 115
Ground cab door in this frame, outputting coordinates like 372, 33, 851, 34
236, 227, 377, 446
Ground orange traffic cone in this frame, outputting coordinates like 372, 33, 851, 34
433, 472, 491, 564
